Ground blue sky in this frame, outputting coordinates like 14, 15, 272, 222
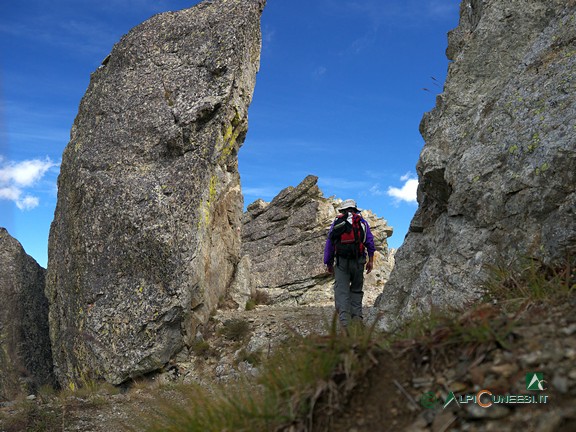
0, 0, 460, 267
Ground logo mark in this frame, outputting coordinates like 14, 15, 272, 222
526, 372, 547, 391
443, 391, 460, 409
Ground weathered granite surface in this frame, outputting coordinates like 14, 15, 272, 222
46, 0, 265, 385
376, 0, 576, 327
242, 175, 394, 306
0, 228, 54, 400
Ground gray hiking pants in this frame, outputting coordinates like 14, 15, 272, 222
333, 256, 366, 327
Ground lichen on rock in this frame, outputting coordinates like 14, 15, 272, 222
376, 0, 576, 328
0, 228, 55, 400
46, 0, 266, 386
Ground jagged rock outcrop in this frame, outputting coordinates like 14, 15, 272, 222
0, 228, 55, 400
376, 0, 576, 327
242, 175, 394, 306
46, 0, 265, 386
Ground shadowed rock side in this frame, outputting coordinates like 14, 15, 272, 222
376, 0, 576, 327
0, 228, 55, 400
46, 0, 265, 386
242, 175, 394, 306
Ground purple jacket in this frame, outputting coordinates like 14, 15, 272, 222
323, 214, 376, 265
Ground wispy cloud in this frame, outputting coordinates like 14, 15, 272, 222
387, 173, 418, 204
262, 24, 275, 45
243, 186, 282, 201
427, 0, 460, 20
0, 156, 59, 210
0, 14, 119, 58
321, 0, 458, 28
318, 177, 369, 191
313, 66, 328, 78
368, 183, 385, 196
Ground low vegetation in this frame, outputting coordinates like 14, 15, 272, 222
133, 254, 575, 431
132, 318, 380, 432
245, 289, 273, 310
2, 255, 573, 431
0, 379, 120, 432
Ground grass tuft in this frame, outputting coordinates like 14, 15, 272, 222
132, 315, 381, 432
484, 254, 575, 306
220, 318, 251, 341
246, 289, 273, 310
0, 400, 61, 432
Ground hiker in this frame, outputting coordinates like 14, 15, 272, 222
324, 199, 375, 328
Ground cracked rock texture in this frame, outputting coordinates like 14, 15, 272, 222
0, 228, 55, 400
242, 175, 395, 306
376, 0, 576, 327
46, 0, 265, 386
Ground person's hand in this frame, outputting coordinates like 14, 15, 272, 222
366, 259, 373, 274
325, 264, 334, 275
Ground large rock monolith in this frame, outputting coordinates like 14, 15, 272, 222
47, 0, 265, 385
376, 0, 576, 327
0, 228, 54, 400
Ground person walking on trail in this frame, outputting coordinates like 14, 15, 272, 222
324, 199, 375, 328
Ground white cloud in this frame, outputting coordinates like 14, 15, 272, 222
387, 175, 418, 204
400, 172, 413, 182
243, 186, 281, 200
0, 186, 21, 201
319, 177, 369, 190
16, 196, 40, 211
369, 184, 384, 196
0, 158, 57, 186
0, 157, 58, 210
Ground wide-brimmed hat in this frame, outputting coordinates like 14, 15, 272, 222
337, 199, 361, 212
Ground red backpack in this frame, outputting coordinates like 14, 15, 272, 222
329, 211, 366, 261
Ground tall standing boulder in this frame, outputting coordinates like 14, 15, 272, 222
376, 0, 576, 327
242, 175, 394, 306
47, 0, 265, 385
0, 228, 54, 400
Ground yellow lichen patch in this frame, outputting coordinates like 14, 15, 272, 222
198, 174, 219, 229
219, 110, 244, 163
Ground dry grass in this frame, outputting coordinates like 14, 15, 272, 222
485, 254, 575, 307
219, 318, 251, 341
131, 317, 381, 432
245, 289, 273, 310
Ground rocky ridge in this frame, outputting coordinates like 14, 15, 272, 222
46, 0, 266, 386
377, 0, 576, 327
241, 175, 394, 307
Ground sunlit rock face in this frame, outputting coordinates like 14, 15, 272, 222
46, 0, 265, 386
376, 0, 576, 327
242, 175, 395, 306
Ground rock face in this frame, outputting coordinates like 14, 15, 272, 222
242, 175, 394, 306
0, 228, 54, 400
46, 0, 265, 385
376, 0, 576, 326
